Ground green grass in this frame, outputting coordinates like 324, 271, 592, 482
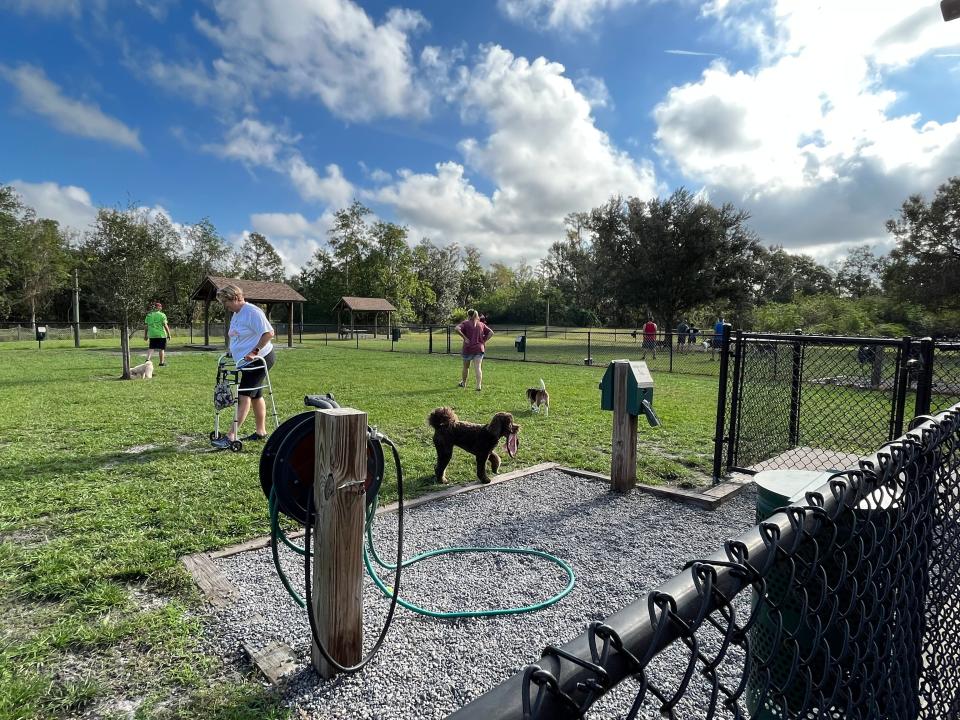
0, 343, 718, 718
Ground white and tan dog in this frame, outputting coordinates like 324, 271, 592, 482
526, 378, 550, 416
129, 360, 154, 379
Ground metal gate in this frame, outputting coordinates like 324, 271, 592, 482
713, 329, 958, 479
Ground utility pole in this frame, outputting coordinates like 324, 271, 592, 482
72, 269, 80, 348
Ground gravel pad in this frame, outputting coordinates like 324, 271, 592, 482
208, 469, 757, 719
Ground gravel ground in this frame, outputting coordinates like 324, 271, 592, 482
207, 469, 758, 719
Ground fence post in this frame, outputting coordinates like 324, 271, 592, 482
447, 326, 451, 354
668, 330, 674, 373
892, 336, 913, 438
711, 323, 732, 482
726, 329, 745, 472
312, 407, 368, 679
788, 328, 803, 447
610, 361, 638, 492
914, 337, 935, 418
428, 326, 433, 354
587, 330, 592, 365
523, 327, 528, 362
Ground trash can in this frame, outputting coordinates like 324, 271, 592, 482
747, 469, 909, 719
391, 327, 401, 342
748, 470, 844, 719
35, 326, 47, 342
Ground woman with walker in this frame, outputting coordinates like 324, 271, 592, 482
212, 284, 276, 449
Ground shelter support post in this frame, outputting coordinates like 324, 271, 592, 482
288, 303, 294, 347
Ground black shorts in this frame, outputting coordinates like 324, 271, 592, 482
148, 337, 167, 350
239, 350, 276, 398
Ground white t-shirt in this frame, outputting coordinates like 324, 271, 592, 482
228, 302, 274, 362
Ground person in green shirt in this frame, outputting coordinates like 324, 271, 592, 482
144, 302, 171, 366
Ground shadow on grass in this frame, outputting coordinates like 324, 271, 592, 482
0, 442, 213, 478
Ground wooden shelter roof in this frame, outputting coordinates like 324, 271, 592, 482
190, 276, 306, 303
332, 297, 397, 312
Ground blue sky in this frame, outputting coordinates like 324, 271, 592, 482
1, 0, 958, 272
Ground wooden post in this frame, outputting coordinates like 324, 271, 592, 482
288, 302, 294, 347
204, 299, 211, 346
311, 407, 368, 679
610, 361, 638, 492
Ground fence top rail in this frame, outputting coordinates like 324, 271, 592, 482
449, 402, 960, 720
739, 331, 909, 346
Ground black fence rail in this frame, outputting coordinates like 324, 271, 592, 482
449, 405, 960, 719
715, 331, 960, 477
292, 323, 725, 378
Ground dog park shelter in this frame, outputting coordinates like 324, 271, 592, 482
332, 297, 397, 338
189, 276, 306, 348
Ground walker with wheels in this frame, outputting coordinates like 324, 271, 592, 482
210, 353, 279, 452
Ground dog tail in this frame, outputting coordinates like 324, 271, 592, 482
539, 378, 546, 391
428, 407, 457, 430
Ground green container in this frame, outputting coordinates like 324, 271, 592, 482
747, 469, 908, 719
748, 470, 840, 719
754, 470, 833, 524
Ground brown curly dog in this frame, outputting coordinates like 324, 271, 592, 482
428, 407, 520, 484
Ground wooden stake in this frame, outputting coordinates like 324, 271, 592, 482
311, 407, 368, 678
610, 361, 638, 492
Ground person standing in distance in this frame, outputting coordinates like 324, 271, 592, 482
641, 317, 658, 360
214, 284, 275, 447
676, 318, 689, 354
456, 309, 493, 391
712, 317, 726, 360
144, 302, 171, 366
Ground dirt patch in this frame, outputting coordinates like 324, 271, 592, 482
124, 444, 159, 455
127, 583, 169, 613
0, 526, 52, 548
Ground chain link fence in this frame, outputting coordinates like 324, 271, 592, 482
715, 332, 960, 476
291, 323, 724, 378
450, 405, 960, 719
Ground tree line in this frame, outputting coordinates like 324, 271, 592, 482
1, 177, 958, 339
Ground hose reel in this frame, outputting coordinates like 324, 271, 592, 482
259, 394, 384, 523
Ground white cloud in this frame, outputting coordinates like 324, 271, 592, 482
665, 49, 721, 57
497, 0, 639, 31
146, 0, 431, 121
248, 211, 336, 272
136, 54, 252, 113
0, 64, 144, 151
374, 45, 658, 263
654, 1, 960, 251
203, 119, 297, 168
206, 119, 356, 209
8, 180, 98, 233
287, 158, 355, 208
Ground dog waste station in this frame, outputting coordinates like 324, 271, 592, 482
599, 359, 660, 492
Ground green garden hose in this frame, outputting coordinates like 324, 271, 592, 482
268, 437, 575, 618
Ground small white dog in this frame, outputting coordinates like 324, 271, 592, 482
129, 360, 154, 379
